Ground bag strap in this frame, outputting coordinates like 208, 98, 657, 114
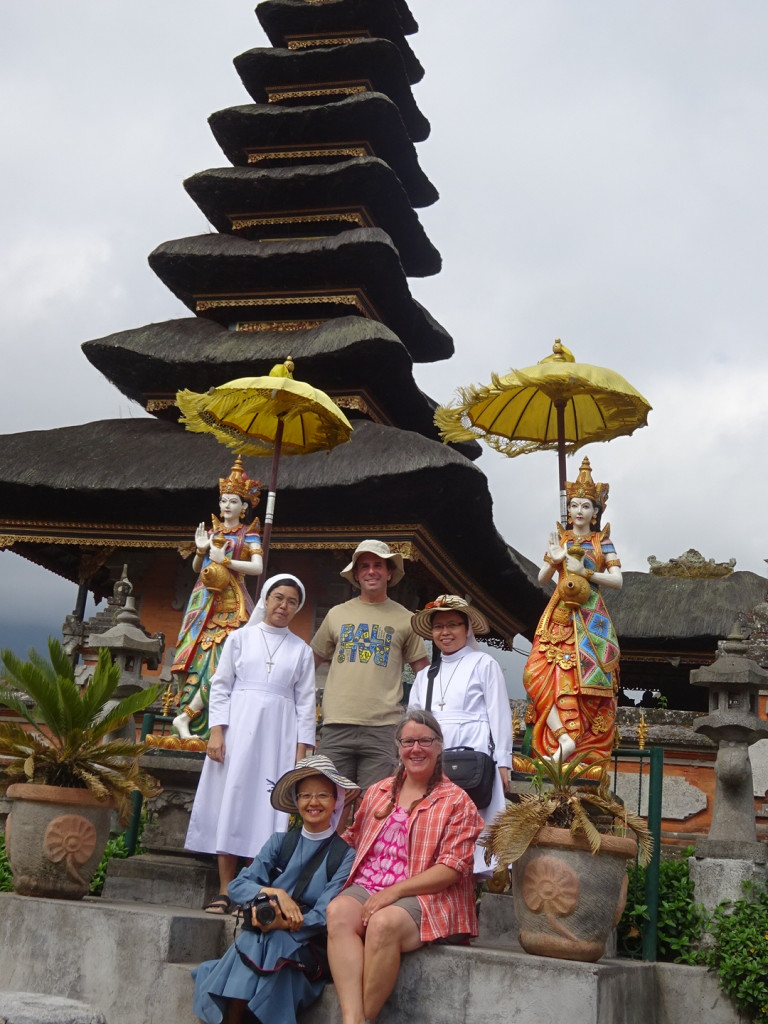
424, 649, 441, 712
291, 833, 348, 905
267, 827, 301, 883
322, 833, 349, 883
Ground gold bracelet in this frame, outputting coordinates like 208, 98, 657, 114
584, 568, 595, 580
195, 547, 207, 557
553, 726, 568, 739
222, 555, 232, 567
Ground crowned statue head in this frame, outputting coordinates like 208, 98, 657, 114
218, 456, 260, 521
565, 457, 609, 529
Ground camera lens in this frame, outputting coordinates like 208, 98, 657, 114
255, 900, 276, 926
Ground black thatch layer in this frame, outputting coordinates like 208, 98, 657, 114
80, 315, 479, 459
234, 41, 429, 142
208, 94, 437, 208
256, 0, 423, 84
183, 162, 440, 277
603, 571, 767, 643
0, 418, 547, 633
147, 231, 452, 363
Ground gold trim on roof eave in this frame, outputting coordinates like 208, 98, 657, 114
234, 319, 327, 332
1, 521, 523, 642
194, 290, 382, 323
267, 85, 368, 103
247, 146, 372, 164
285, 34, 370, 50
230, 210, 372, 232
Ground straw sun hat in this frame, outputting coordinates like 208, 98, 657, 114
411, 594, 490, 639
270, 754, 360, 813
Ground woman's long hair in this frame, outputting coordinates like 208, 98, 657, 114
375, 709, 444, 818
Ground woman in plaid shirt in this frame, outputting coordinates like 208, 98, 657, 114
326, 710, 484, 1024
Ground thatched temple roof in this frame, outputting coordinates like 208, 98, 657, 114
80, 315, 478, 458
183, 161, 440, 276
256, 0, 424, 84
0, 418, 548, 635
208, 94, 438, 207
233, 40, 429, 142
604, 570, 767, 644
147, 231, 452, 363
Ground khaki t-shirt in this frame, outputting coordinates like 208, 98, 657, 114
311, 597, 426, 727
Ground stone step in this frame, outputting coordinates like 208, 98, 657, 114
0, 993, 107, 1024
0, 893, 745, 1024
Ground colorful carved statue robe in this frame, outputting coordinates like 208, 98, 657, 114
524, 525, 621, 765
171, 457, 262, 739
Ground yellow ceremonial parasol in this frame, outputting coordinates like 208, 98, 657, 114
435, 340, 651, 521
177, 358, 352, 589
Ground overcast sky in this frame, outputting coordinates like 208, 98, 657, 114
1, 1, 767, 670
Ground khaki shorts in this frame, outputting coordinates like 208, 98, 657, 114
317, 723, 397, 790
341, 883, 422, 931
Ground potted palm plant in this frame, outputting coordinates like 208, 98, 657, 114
0, 639, 161, 899
483, 754, 652, 962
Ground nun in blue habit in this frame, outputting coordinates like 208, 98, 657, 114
192, 755, 358, 1024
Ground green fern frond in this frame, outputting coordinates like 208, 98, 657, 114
78, 649, 121, 723
0, 639, 160, 801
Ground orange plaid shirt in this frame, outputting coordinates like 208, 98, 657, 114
342, 776, 484, 941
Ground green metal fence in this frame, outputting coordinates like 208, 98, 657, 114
124, 712, 178, 856
612, 746, 664, 961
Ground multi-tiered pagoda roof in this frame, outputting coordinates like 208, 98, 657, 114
0, 0, 548, 644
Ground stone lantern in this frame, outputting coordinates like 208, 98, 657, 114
85, 581, 164, 698
82, 576, 164, 744
688, 626, 768, 909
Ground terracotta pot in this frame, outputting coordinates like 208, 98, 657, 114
5, 783, 115, 899
512, 825, 636, 962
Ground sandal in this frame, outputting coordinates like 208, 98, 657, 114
204, 893, 233, 915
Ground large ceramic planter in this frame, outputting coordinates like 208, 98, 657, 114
5, 783, 115, 899
512, 825, 636, 962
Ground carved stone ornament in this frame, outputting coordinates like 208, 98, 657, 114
647, 548, 736, 578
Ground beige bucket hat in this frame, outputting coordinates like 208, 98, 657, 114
340, 539, 405, 588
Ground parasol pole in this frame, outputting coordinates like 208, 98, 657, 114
556, 400, 568, 526
255, 416, 285, 599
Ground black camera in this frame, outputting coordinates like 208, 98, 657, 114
242, 893, 277, 930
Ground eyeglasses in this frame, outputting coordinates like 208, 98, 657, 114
431, 620, 466, 632
267, 593, 300, 607
296, 791, 335, 802
398, 736, 439, 748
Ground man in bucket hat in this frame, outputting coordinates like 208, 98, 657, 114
312, 540, 428, 789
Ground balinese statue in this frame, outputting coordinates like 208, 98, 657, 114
172, 457, 263, 739
523, 457, 622, 764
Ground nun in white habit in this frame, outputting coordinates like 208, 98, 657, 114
185, 574, 317, 912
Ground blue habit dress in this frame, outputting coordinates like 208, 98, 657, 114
192, 829, 354, 1024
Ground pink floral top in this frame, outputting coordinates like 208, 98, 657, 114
350, 805, 409, 892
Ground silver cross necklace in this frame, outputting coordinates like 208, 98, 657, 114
259, 628, 287, 674
437, 657, 465, 710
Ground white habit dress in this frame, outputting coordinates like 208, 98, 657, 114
409, 647, 513, 874
185, 620, 316, 858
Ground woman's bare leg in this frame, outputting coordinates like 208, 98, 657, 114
327, 895, 367, 1024
224, 998, 247, 1024
218, 853, 239, 895
362, 907, 422, 1022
